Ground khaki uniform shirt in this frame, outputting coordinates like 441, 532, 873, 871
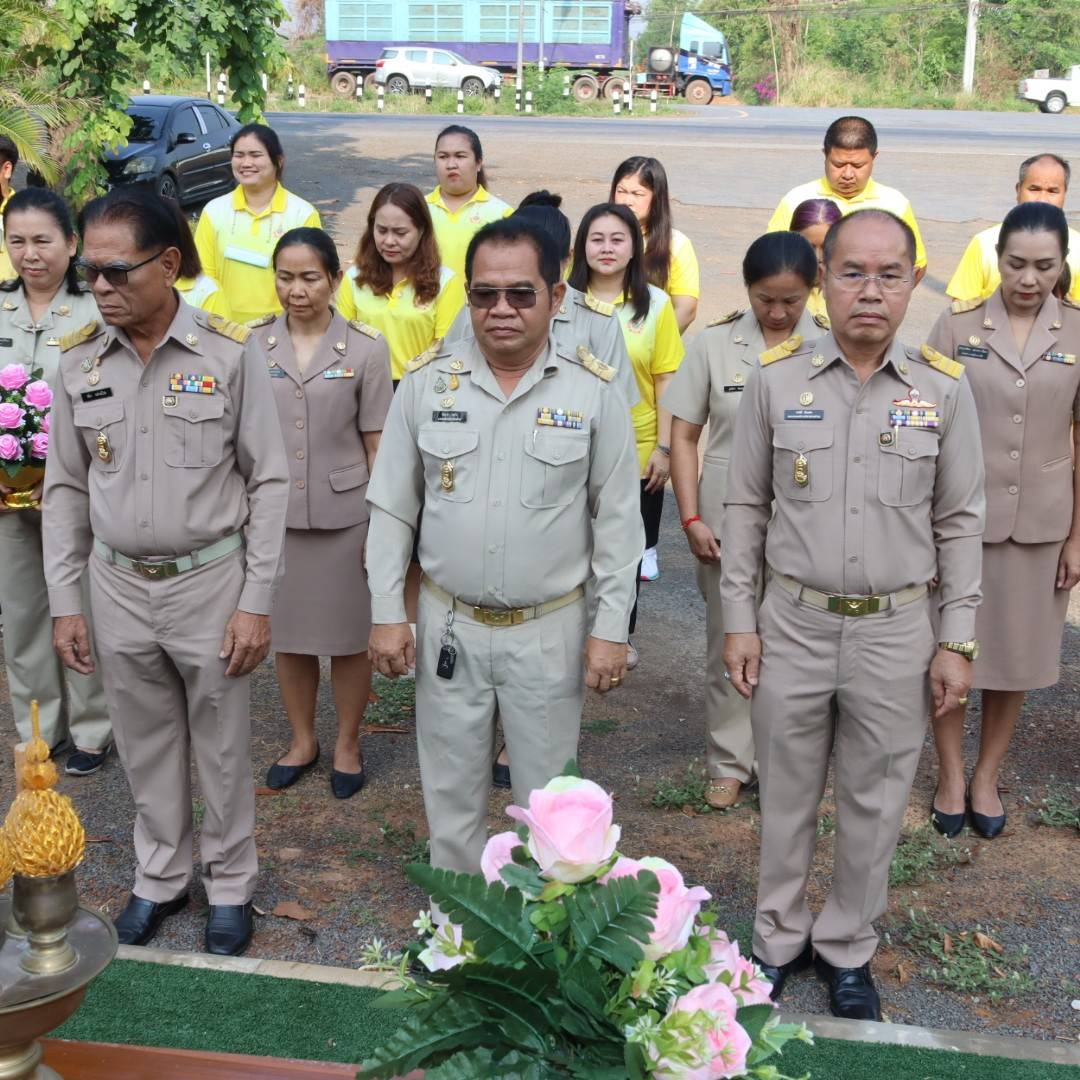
927, 291, 1080, 544
0, 286, 98, 384
721, 333, 985, 642
43, 300, 290, 617
253, 311, 393, 531
366, 336, 644, 642
662, 306, 826, 536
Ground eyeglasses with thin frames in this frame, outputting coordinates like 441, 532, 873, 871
467, 285, 548, 310
75, 249, 166, 287
828, 270, 913, 294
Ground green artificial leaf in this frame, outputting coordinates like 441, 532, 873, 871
561, 957, 611, 1025
736, 1002, 776, 1043
561, 759, 582, 778
564, 870, 659, 973
407, 864, 536, 966
538, 880, 575, 902
500, 862, 546, 896
424, 1048, 546, 1080
368, 986, 431, 1010
624, 1040, 649, 1080
530, 901, 569, 933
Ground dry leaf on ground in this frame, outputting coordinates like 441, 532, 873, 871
272, 900, 314, 921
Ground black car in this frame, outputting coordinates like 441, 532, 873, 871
104, 96, 241, 205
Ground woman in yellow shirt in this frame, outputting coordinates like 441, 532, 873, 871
336, 182, 465, 384
789, 198, 841, 325
426, 125, 512, 279
569, 202, 685, 668
610, 156, 699, 335
160, 197, 233, 319
194, 123, 320, 324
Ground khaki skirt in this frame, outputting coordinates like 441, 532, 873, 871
973, 538, 1069, 692
271, 523, 371, 656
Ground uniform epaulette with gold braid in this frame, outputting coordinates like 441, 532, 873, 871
576, 345, 615, 382
813, 312, 830, 329
583, 293, 615, 317
406, 339, 443, 373
1063, 297, 1080, 311
206, 313, 252, 343
920, 343, 965, 379
950, 297, 984, 315
247, 313, 276, 328
706, 308, 744, 328
349, 319, 381, 338
59, 320, 100, 352
759, 334, 803, 366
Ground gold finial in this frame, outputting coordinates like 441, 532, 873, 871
22, 699, 58, 791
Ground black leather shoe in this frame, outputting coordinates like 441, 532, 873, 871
114, 893, 189, 946
331, 767, 366, 799
206, 902, 254, 956
930, 788, 967, 838
266, 744, 319, 790
969, 789, 1006, 839
751, 941, 813, 1000
814, 956, 882, 1020
492, 760, 512, 789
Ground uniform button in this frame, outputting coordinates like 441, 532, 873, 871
1009, 450, 1020, 460
1008, 485, 1019, 495
850, 507, 859, 514
856, 406, 866, 414
492, 498, 501, 506
140, 380, 148, 390
849, 555, 858, 563
553, 450, 563, 460
797, 442, 806, 451
441, 445, 450, 454
295, 389, 304, 399
1012, 414, 1023, 424
907, 448, 917, 457
139, 425, 148, 434
188, 409, 197, 418
1016, 379, 1025, 388
852, 455, 862, 464
140, 472, 149, 480
488, 544, 497, 553
496, 452, 506, 462
139, 520, 149, 527
296, 480, 305, 489
296, 450, 305, 460
95, 416, 103, 425
295, 419, 304, 429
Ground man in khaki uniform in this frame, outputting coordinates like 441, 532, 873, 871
722, 210, 985, 1019
43, 188, 289, 956
367, 217, 642, 875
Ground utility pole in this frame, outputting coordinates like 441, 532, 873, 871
538, 1, 545, 76
516, 0, 525, 94
962, 0, 979, 94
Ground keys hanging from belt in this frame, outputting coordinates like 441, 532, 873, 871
437, 608, 457, 680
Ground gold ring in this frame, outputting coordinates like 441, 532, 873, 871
610, 676, 621, 687
958, 696, 969, 705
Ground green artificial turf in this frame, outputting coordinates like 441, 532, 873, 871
54, 959, 1080, 1078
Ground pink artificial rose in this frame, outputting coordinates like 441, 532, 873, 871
29, 432, 48, 459
22, 380, 53, 410
40, 412, 50, 434
481, 831, 524, 885
703, 932, 774, 1007
654, 983, 751, 1080
0, 364, 29, 392
0, 403, 26, 430
506, 775, 620, 884
0, 434, 22, 461
602, 856, 711, 960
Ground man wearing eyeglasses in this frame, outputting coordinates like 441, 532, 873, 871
43, 187, 289, 956
720, 210, 985, 1020
365, 217, 642, 876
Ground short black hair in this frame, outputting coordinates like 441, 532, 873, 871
742, 231, 819, 289
0, 136, 18, 170
230, 123, 285, 179
465, 217, 561, 290
514, 191, 572, 260
997, 201, 1069, 260
822, 209, 916, 268
1018, 153, 1071, 190
823, 116, 878, 156
160, 197, 201, 278
80, 186, 184, 256
274, 226, 342, 277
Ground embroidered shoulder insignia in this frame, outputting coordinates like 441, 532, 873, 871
59, 320, 101, 352
759, 334, 803, 366
205, 313, 252, 343
813, 312, 830, 329
576, 345, 615, 382
706, 308, 744, 328
349, 319, 381, 339
950, 297, 984, 315
246, 313, 276, 328
582, 293, 615, 317
406, 339, 443, 373
920, 343, 965, 379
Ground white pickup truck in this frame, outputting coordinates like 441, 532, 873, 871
1019, 66, 1079, 114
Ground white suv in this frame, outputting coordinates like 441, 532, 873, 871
374, 48, 501, 97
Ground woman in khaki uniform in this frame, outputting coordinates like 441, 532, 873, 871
927, 202, 1080, 839
253, 228, 393, 798
0, 189, 111, 770
664, 232, 826, 809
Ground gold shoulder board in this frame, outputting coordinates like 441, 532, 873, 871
920, 343, 965, 380
206, 313, 252, 344
813, 312, 830, 329
246, 313, 276, 328
576, 344, 615, 382
405, 339, 443, 373
950, 297, 984, 315
59, 320, 100, 352
759, 333, 803, 367
583, 293, 615, 317
349, 319, 381, 339
706, 308, 745, 328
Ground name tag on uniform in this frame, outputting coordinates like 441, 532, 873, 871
783, 408, 824, 420
1043, 350, 1077, 365
268, 367, 285, 377
432, 410, 468, 423
723, 384, 744, 393
324, 368, 355, 379
0, 338, 13, 348
957, 344, 988, 360
81, 387, 113, 402
222, 244, 271, 269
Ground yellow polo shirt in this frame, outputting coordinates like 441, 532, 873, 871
0, 188, 16, 282
336, 265, 466, 381
194, 183, 321, 324
426, 185, 513, 279
603, 283, 685, 470
176, 274, 233, 319
947, 223, 1080, 304
767, 176, 927, 269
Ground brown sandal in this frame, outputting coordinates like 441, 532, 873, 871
706, 777, 742, 810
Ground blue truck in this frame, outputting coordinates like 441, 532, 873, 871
636, 12, 732, 104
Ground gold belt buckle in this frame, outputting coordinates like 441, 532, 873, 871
133, 560, 179, 579
826, 594, 880, 616
472, 605, 526, 626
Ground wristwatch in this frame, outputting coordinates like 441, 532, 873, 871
939, 639, 980, 661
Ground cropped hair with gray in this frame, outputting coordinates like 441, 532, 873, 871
822, 209, 916, 268
80, 186, 184, 256
1018, 153, 1071, 190
823, 116, 878, 156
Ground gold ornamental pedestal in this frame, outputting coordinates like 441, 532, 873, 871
0, 468, 45, 511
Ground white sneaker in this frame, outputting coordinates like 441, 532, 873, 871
640, 547, 659, 581
626, 639, 640, 670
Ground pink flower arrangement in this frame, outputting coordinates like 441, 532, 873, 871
654, 983, 753, 1079
0, 403, 26, 430
702, 930, 774, 1006
23, 381, 53, 410
0, 364, 30, 392
0, 434, 22, 461
480, 831, 524, 885
29, 432, 49, 459
0, 363, 52, 477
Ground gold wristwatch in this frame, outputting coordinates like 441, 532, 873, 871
939, 640, 979, 661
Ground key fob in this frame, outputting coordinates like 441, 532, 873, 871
436, 644, 457, 680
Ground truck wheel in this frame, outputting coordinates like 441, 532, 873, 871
601, 76, 625, 99
330, 71, 357, 97
363, 72, 378, 93
684, 78, 713, 105
572, 75, 599, 103
461, 77, 485, 97
386, 74, 410, 95
1045, 92, 1067, 114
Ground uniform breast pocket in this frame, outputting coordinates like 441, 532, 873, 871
772, 424, 833, 502
416, 426, 480, 504
520, 431, 590, 509
878, 429, 939, 507
163, 395, 227, 468
73, 400, 125, 474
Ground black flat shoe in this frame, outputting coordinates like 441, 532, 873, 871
931, 787, 967, 838
492, 760, 512, 789
206, 901, 254, 956
114, 892, 189, 946
814, 956, 882, 1020
266, 743, 319, 790
969, 789, 1006, 839
751, 941, 813, 1001
331, 766, 366, 799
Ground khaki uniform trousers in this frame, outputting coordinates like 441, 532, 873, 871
697, 561, 753, 782
415, 584, 588, 874
0, 512, 111, 750
752, 582, 934, 968
88, 548, 257, 905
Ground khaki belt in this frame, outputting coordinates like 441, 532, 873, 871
94, 533, 243, 580
769, 568, 927, 617
422, 574, 584, 627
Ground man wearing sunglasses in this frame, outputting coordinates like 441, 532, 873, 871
366, 217, 642, 877
43, 187, 289, 957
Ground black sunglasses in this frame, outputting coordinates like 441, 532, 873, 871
467, 285, 547, 310
76, 249, 166, 286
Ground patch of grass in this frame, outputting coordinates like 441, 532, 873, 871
366, 675, 416, 727
581, 717, 618, 736
347, 816, 430, 867
651, 763, 712, 814
816, 812, 836, 838
1029, 783, 1080, 831
888, 822, 977, 887
899, 909, 1033, 1002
